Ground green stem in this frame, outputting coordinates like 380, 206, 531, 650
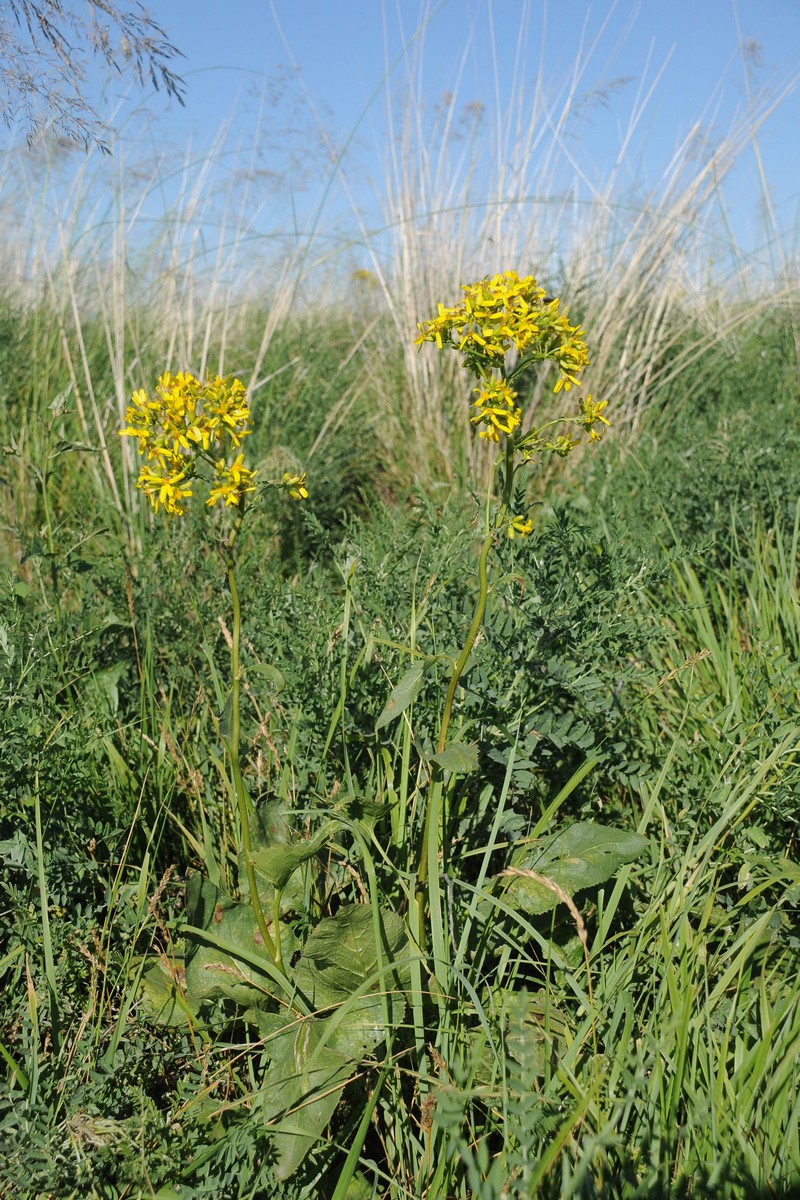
434, 528, 494, 760
502, 438, 514, 510
34, 765, 60, 1057
416, 441, 516, 946
415, 525, 495, 947
225, 501, 281, 970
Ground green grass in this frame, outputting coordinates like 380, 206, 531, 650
1, 284, 799, 1197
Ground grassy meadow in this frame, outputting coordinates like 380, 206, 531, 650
1, 46, 800, 1199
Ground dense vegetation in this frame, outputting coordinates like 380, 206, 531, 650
0, 267, 799, 1199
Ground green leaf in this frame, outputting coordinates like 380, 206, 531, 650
505, 821, 648, 916
180, 877, 296, 1007
334, 792, 395, 831
504, 988, 572, 1077
244, 662, 285, 693
261, 1017, 353, 1180
0, 624, 14, 666
50, 439, 97, 456
375, 662, 426, 731
250, 821, 335, 890
251, 799, 293, 848
184, 909, 284, 1007
326, 990, 405, 1062
137, 957, 199, 1027
100, 735, 135, 787
294, 904, 407, 1009
429, 741, 479, 774
341, 1173, 374, 1200
184, 873, 223, 929
250, 989, 401, 1065
90, 662, 126, 716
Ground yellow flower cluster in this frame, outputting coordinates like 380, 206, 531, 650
415, 271, 609, 466
414, 270, 590, 390
120, 371, 257, 516
208, 453, 258, 509
516, 394, 609, 461
580, 394, 611, 441
282, 472, 309, 500
415, 271, 609, 543
471, 380, 522, 442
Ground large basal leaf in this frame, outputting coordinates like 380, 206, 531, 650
251, 990, 404, 1066
260, 1017, 353, 1181
182, 876, 295, 1007
251, 799, 294, 848
375, 662, 426, 731
294, 904, 408, 1011
184, 873, 224, 929
504, 988, 573, 1076
241, 803, 331, 911
504, 821, 648, 916
137, 957, 198, 1026
323, 989, 406, 1063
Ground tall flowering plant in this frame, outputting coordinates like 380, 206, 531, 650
412, 271, 609, 948
117, 298, 639, 1188
120, 371, 307, 970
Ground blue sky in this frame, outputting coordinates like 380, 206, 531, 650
142, 0, 799, 144
9, 1, 800, 274
121, 1, 799, 254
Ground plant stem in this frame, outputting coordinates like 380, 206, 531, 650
502, 437, 514, 509
33, 763, 60, 1057
416, 524, 496, 944
435, 528, 494, 759
416, 437, 515, 948
226, 501, 281, 969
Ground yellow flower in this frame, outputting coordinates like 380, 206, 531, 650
207, 454, 258, 508
119, 388, 156, 451
121, 372, 261, 516
507, 515, 534, 539
415, 271, 591, 396
122, 371, 253, 462
144, 441, 177, 468
282, 471, 309, 501
579, 394, 610, 435
470, 380, 522, 443
136, 463, 194, 516
202, 375, 252, 447
416, 272, 547, 364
